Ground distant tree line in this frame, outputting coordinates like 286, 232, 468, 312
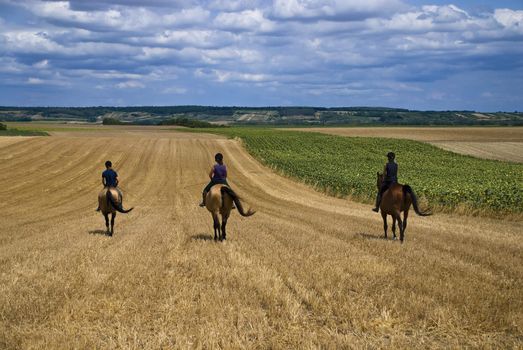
102, 117, 125, 125
159, 117, 225, 128
102, 116, 225, 128
2, 106, 522, 126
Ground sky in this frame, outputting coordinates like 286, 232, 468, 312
0, 0, 522, 111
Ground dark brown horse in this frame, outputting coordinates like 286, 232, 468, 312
376, 173, 431, 242
205, 184, 255, 241
98, 187, 133, 236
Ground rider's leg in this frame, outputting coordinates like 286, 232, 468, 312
372, 183, 389, 212
199, 191, 207, 207
200, 181, 214, 207
372, 192, 381, 212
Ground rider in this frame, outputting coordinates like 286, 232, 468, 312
372, 152, 398, 212
96, 160, 122, 211
199, 153, 230, 207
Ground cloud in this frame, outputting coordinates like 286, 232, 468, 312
214, 9, 275, 32
494, 8, 523, 33
270, 0, 406, 21
27, 77, 44, 84
0, 0, 522, 110
48, 0, 196, 11
116, 80, 145, 89
162, 86, 187, 94
18, 1, 210, 32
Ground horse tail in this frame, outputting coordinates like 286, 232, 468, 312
106, 189, 134, 214
221, 187, 255, 217
403, 185, 432, 216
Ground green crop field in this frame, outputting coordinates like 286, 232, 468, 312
0, 128, 49, 136
201, 128, 523, 215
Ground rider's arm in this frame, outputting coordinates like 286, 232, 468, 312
208, 166, 214, 180
383, 164, 388, 178
102, 174, 106, 187
115, 175, 119, 187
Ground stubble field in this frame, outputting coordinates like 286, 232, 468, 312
0, 127, 522, 349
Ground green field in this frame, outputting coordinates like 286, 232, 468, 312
202, 128, 523, 215
0, 128, 49, 136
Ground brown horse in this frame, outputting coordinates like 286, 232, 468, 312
376, 173, 431, 242
98, 187, 133, 236
205, 184, 255, 241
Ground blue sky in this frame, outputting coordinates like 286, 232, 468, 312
0, 0, 522, 111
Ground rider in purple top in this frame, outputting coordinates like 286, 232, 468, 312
200, 153, 230, 207
212, 163, 227, 182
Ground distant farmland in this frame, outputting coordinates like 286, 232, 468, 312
1, 106, 522, 125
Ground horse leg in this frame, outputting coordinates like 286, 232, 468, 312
392, 216, 397, 240
104, 213, 109, 234
403, 209, 409, 232
212, 213, 220, 241
221, 214, 229, 241
395, 212, 404, 243
381, 212, 387, 239
109, 213, 115, 237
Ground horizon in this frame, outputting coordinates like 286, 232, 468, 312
1, 0, 522, 111
0, 104, 518, 113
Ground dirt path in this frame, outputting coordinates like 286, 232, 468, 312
0, 130, 521, 348
290, 127, 523, 162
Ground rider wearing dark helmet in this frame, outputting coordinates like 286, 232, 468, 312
199, 153, 230, 207
372, 152, 398, 212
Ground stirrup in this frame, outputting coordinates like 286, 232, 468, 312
372, 207, 379, 212
199, 202, 205, 207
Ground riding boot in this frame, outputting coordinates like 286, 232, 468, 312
199, 192, 206, 207
372, 193, 381, 212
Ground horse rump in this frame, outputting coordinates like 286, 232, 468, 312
220, 187, 255, 217
106, 189, 134, 214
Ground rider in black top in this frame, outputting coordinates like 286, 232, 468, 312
372, 152, 398, 212
96, 160, 123, 211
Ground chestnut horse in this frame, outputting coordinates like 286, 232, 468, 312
205, 184, 255, 241
376, 173, 431, 242
98, 187, 133, 236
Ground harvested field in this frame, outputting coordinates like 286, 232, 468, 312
292, 127, 523, 162
0, 128, 522, 348
0, 136, 34, 148
432, 141, 523, 163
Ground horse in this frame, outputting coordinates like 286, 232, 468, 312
98, 187, 133, 236
205, 184, 255, 241
376, 172, 431, 242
